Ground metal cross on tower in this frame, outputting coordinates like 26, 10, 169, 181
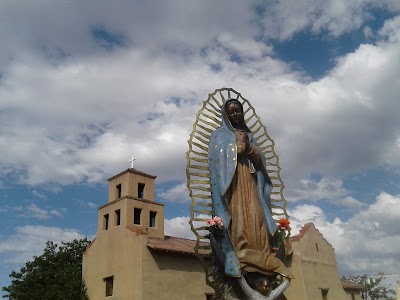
129, 155, 136, 169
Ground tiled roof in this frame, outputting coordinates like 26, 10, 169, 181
147, 236, 209, 256
108, 168, 157, 181
341, 280, 364, 290
148, 223, 335, 256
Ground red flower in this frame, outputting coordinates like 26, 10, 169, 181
278, 218, 290, 230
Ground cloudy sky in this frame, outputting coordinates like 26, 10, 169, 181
1, 0, 400, 292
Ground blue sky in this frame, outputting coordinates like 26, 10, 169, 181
1, 0, 400, 294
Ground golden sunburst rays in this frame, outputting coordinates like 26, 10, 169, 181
186, 88, 289, 287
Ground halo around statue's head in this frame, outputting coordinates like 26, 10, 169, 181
186, 88, 289, 297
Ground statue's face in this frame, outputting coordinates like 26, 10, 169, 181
225, 102, 244, 127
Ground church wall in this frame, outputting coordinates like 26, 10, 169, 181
83, 223, 147, 299
284, 249, 308, 300
284, 225, 355, 300
141, 247, 213, 300
301, 260, 349, 300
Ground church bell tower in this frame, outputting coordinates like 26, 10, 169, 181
97, 168, 164, 239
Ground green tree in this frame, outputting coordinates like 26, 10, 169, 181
342, 274, 396, 300
2, 238, 91, 300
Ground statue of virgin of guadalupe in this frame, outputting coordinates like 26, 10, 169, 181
208, 99, 292, 299
187, 89, 293, 300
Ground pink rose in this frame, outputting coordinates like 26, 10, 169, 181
206, 219, 216, 226
213, 216, 222, 223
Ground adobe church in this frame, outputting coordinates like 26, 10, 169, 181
82, 167, 363, 300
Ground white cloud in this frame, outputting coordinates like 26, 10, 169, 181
49, 209, 62, 217
289, 177, 348, 200
2, 24, 399, 187
88, 201, 98, 208
351, 192, 400, 235
289, 204, 326, 227
0, 1, 258, 68
159, 183, 190, 203
164, 216, 195, 240
164, 213, 211, 240
271, 28, 400, 185
25, 204, 52, 220
2, 203, 64, 220
0, 225, 85, 263
0, 5, 398, 189
216, 33, 273, 59
261, 0, 400, 40
379, 15, 400, 43
363, 26, 374, 39
32, 190, 47, 200
286, 177, 364, 209
340, 196, 365, 209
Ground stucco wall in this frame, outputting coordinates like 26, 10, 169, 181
83, 226, 146, 300
83, 226, 213, 300
142, 246, 213, 300
284, 224, 359, 300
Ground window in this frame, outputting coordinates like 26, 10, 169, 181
351, 294, 355, 300
316, 243, 319, 252
115, 209, 121, 226
134, 208, 142, 225
104, 276, 114, 297
321, 289, 329, 300
150, 211, 157, 227
103, 214, 109, 230
116, 184, 122, 198
138, 183, 145, 198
